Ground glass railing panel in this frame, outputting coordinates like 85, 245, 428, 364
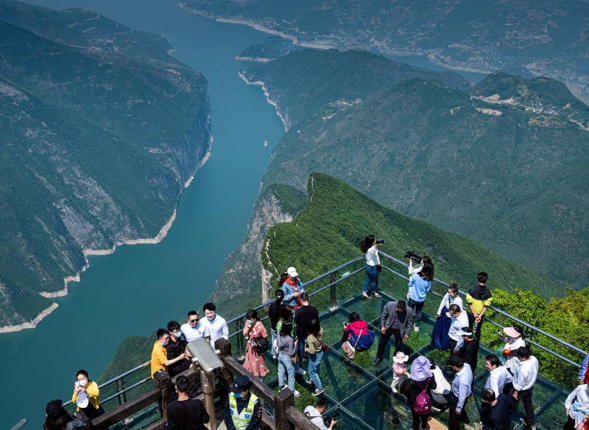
317, 350, 375, 402
535, 389, 569, 430
320, 309, 353, 346
109, 403, 161, 430
340, 381, 414, 430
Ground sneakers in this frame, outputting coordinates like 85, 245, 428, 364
295, 368, 306, 375
312, 388, 325, 396
305, 378, 313, 385
362, 292, 371, 299
414, 326, 420, 333
373, 292, 382, 298
294, 390, 301, 398
373, 357, 382, 366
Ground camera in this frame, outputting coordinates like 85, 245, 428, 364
324, 412, 340, 426
404, 251, 422, 263
376, 239, 384, 245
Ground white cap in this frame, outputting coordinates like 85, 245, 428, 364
287, 267, 298, 277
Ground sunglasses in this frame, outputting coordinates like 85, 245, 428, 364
189, 319, 198, 323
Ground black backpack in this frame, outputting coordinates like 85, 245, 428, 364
253, 337, 270, 354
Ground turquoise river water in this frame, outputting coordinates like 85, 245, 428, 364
0, 1, 485, 428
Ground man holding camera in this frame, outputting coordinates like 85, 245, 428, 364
304, 398, 337, 429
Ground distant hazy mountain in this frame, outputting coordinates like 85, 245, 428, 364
246, 51, 588, 287
0, 0, 210, 329
183, 0, 589, 105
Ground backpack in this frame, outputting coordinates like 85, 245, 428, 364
413, 380, 431, 415
351, 330, 375, 351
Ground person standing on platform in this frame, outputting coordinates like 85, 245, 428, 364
448, 355, 473, 430
294, 292, 318, 368
71, 370, 105, 420
499, 326, 526, 375
306, 319, 326, 396
268, 290, 285, 360
373, 300, 413, 366
456, 327, 480, 373
359, 235, 382, 299
484, 355, 513, 397
151, 329, 187, 378
202, 302, 229, 349
479, 388, 514, 430
510, 347, 539, 430
224, 375, 263, 430
466, 272, 493, 339
407, 260, 434, 333
181, 310, 209, 343
281, 267, 305, 308
579, 352, 589, 385
431, 282, 463, 351
448, 304, 469, 354
166, 375, 210, 430
243, 309, 270, 379
166, 321, 192, 377
401, 355, 437, 430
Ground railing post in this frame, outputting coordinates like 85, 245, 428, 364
329, 271, 338, 311
200, 370, 217, 430
274, 388, 295, 430
115, 380, 122, 406
153, 370, 173, 421
236, 318, 245, 360
121, 378, 127, 403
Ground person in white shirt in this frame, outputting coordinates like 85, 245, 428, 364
564, 384, 589, 430
201, 302, 229, 349
448, 355, 473, 430
448, 304, 469, 354
437, 283, 464, 317
499, 326, 526, 374
428, 357, 451, 408
484, 354, 513, 397
180, 310, 209, 342
510, 347, 538, 430
359, 235, 382, 299
304, 398, 337, 429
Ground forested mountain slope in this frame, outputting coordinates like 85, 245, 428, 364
0, 1, 210, 329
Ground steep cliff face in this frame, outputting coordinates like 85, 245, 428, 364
0, 2, 211, 330
211, 184, 306, 316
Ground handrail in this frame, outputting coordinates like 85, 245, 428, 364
377, 250, 586, 357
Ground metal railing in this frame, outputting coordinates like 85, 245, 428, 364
64, 251, 586, 417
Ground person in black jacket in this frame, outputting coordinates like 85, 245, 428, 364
166, 321, 192, 377
479, 388, 515, 430
268, 290, 285, 360
457, 327, 480, 373
166, 375, 209, 430
401, 356, 437, 430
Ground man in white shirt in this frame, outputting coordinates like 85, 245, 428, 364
485, 354, 513, 397
201, 302, 229, 349
304, 398, 337, 429
448, 355, 473, 430
510, 346, 538, 430
180, 310, 209, 342
448, 304, 469, 354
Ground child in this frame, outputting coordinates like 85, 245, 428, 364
391, 351, 410, 393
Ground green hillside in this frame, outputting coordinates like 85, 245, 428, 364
0, 1, 210, 327
256, 68, 589, 289
241, 49, 471, 128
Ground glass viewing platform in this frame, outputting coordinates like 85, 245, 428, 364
59, 251, 585, 430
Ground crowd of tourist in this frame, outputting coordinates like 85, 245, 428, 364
43, 237, 589, 430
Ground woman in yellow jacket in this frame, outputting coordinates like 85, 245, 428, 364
72, 370, 105, 420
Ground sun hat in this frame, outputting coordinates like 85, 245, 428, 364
410, 356, 433, 382
287, 267, 299, 277
230, 375, 253, 394
393, 351, 409, 364
504, 326, 523, 338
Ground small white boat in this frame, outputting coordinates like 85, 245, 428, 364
264, 140, 268, 147
9, 419, 27, 430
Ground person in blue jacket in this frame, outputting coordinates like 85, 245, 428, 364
407, 260, 434, 333
281, 266, 305, 308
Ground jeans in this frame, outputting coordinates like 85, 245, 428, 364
408, 298, 425, 327
376, 328, 403, 360
308, 350, 324, 389
271, 328, 278, 356
278, 353, 295, 391
363, 264, 378, 293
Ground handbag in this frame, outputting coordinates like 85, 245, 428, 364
341, 329, 362, 360
290, 354, 299, 365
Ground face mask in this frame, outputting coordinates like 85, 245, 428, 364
174, 332, 182, 339
235, 392, 245, 399
79, 379, 88, 387
248, 320, 255, 325
208, 315, 216, 322
161, 341, 168, 347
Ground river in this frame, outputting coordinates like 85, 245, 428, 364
0, 1, 285, 428
0, 2, 486, 428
